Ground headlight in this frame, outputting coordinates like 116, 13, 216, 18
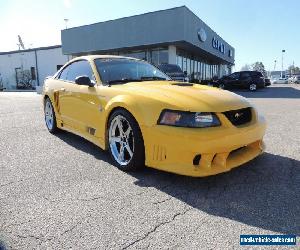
158, 110, 221, 128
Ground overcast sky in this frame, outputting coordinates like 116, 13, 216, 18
0, 0, 299, 71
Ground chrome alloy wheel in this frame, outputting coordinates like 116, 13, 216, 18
45, 99, 54, 130
249, 83, 257, 91
109, 115, 134, 166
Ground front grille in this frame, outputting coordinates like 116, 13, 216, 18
223, 107, 252, 126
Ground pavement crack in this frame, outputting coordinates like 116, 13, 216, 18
2, 219, 33, 231
16, 233, 53, 243
77, 196, 103, 202
153, 196, 172, 205
122, 206, 193, 249
59, 223, 79, 237
42, 196, 61, 203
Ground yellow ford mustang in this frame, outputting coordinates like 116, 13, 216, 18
43, 55, 266, 177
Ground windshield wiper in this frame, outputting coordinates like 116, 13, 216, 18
107, 76, 170, 86
107, 78, 142, 85
140, 76, 169, 81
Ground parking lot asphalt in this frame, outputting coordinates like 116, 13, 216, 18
0, 84, 299, 250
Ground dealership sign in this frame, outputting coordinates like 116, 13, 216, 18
197, 28, 207, 42
212, 37, 225, 54
197, 30, 233, 58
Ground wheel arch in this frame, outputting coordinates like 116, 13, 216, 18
43, 94, 49, 105
104, 105, 145, 151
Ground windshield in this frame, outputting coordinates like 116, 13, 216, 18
94, 58, 171, 85
158, 64, 183, 74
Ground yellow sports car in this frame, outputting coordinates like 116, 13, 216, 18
43, 55, 266, 177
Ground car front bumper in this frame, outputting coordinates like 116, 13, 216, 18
142, 111, 266, 177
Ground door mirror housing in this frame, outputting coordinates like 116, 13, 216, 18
75, 76, 94, 87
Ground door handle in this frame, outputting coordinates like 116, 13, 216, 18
60, 88, 66, 92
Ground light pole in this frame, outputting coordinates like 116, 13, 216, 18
271, 60, 277, 78
64, 18, 69, 29
281, 49, 285, 78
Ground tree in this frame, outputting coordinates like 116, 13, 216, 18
240, 64, 252, 71
288, 65, 300, 75
252, 62, 267, 77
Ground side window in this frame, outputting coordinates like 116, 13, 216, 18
241, 72, 251, 78
58, 66, 69, 80
66, 60, 94, 82
228, 72, 239, 79
58, 60, 94, 82
250, 72, 262, 78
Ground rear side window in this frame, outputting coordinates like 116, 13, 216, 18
58, 60, 94, 82
228, 72, 240, 79
241, 72, 251, 78
251, 71, 263, 77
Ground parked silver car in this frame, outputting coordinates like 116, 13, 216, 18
272, 78, 288, 84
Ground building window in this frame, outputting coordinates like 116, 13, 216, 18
123, 51, 147, 61
176, 55, 183, 71
30, 67, 36, 80
150, 48, 168, 66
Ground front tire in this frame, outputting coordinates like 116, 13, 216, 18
108, 109, 145, 171
44, 97, 58, 133
219, 83, 225, 89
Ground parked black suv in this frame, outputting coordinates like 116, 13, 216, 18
157, 64, 188, 82
216, 71, 265, 91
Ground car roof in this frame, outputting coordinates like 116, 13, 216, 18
236, 71, 261, 73
70, 55, 141, 62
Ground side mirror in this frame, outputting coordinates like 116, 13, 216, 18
75, 75, 94, 87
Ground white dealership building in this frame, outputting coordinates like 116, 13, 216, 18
0, 45, 68, 91
0, 6, 234, 91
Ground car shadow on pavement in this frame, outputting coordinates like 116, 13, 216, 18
131, 153, 300, 236
55, 131, 112, 162
55, 132, 300, 236
233, 86, 300, 99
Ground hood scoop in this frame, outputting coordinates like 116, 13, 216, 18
171, 83, 194, 87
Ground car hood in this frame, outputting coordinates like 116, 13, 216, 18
113, 81, 252, 112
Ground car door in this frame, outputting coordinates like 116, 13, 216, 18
55, 63, 74, 126
56, 61, 83, 128
59, 60, 104, 137
240, 72, 251, 87
225, 72, 240, 88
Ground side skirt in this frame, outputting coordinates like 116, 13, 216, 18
58, 123, 105, 150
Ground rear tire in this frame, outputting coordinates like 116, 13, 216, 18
108, 109, 145, 171
249, 83, 257, 91
44, 97, 59, 133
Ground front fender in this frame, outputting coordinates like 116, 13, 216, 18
103, 94, 167, 149
104, 94, 167, 127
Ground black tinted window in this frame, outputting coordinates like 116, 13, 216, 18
241, 72, 251, 78
228, 72, 240, 79
158, 64, 183, 73
58, 60, 94, 82
250, 71, 263, 77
